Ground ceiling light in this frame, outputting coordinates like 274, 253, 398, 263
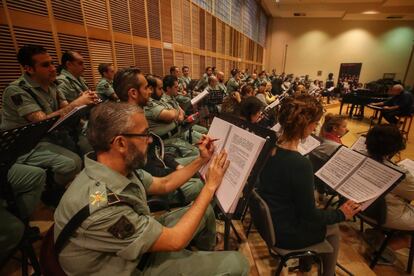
362, 11, 379, 15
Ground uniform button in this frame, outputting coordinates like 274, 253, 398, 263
96, 182, 100, 186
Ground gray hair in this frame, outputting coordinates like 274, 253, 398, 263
392, 84, 404, 92
87, 102, 144, 152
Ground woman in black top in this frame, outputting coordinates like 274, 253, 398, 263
259, 95, 361, 276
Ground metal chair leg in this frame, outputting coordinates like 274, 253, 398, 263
274, 258, 285, 276
246, 220, 253, 238
370, 232, 394, 269
337, 262, 353, 276
407, 233, 414, 274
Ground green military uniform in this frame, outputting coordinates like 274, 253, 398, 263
56, 69, 93, 154
0, 163, 46, 262
144, 98, 199, 165
54, 153, 248, 275
161, 94, 208, 144
226, 77, 240, 95
218, 81, 227, 96
179, 76, 191, 90
0, 73, 82, 186
194, 74, 208, 91
56, 69, 89, 102
96, 77, 115, 102
175, 78, 191, 110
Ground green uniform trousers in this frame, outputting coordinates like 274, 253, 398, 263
16, 141, 82, 187
140, 205, 249, 275
166, 177, 203, 205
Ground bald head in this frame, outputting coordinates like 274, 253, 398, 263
217, 71, 224, 82
390, 84, 404, 96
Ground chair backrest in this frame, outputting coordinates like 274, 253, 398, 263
248, 189, 276, 248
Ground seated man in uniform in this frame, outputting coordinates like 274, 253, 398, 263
96, 63, 118, 102
113, 68, 198, 165
54, 102, 249, 275
216, 71, 227, 96
226, 69, 241, 95
180, 65, 192, 90
0, 45, 97, 202
170, 66, 191, 108
162, 75, 208, 144
195, 66, 213, 92
371, 84, 414, 124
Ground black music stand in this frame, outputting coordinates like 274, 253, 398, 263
0, 117, 58, 276
216, 114, 277, 250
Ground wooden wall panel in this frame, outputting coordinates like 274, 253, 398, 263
134, 45, 150, 74
205, 56, 212, 67
89, 39, 113, 83
199, 8, 205, 50
205, 12, 212, 52
175, 51, 184, 69
163, 49, 173, 74
147, 0, 161, 40
184, 53, 192, 68
182, 0, 191, 47
7, 0, 48, 17
160, 0, 173, 43
172, 0, 183, 45
150, 47, 163, 76
212, 17, 216, 52
224, 24, 230, 56
0, 25, 22, 106
130, 0, 147, 38
215, 20, 222, 54
52, 0, 83, 24
199, 55, 205, 75
110, 0, 131, 34
58, 33, 94, 88
115, 41, 134, 69
192, 54, 200, 79
191, 4, 200, 49
83, 0, 109, 30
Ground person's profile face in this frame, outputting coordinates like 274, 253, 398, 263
137, 74, 152, 106
105, 65, 115, 81
68, 52, 85, 77
183, 68, 189, 76
334, 120, 348, 137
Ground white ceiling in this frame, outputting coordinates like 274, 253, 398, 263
260, 0, 414, 20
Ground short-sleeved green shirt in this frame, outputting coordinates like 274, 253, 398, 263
217, 82, 227, 96
56, 69, 89, 102
96, 78, 115, 101
179, 76, 191, 89
1, 74, 65, 130
54, 152, 162, 276
226, 77, 240, 95
144, 98, 177, 136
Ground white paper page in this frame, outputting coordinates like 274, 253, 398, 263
215, 126, 266, 213
337, 158, 403, 203
298, 135, 321, 156
350, 136, 368, 155
264, 98, 280, 110
315, 147, 365, 189
48, 105, 87, 132
190, 89, 209, 105
199, 117, 232, 176
398, 159, 414, 176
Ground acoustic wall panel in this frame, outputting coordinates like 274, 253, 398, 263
110, 0, 131, 34
199, 9, 205, 50
6, 0, 48, 17
182, 0, 192, 47
163, 49, 174, 74
115, 41, 134, 69
134, 45, 150, 74
175, 51, 184, 69
150, 47, 163, 76
160, 0, 173, 43
52, 0, 83, 24
147, 0, 161, 40
230, 0, 242, 32
83, 0, 109, 30
191, 4, 200, 49
89, 39, 113, 82
130, 0, 147, 38
205, 12, 212, 52
172, 0, 183, 45
214, 0, 230, 25
192, 54, 200, 79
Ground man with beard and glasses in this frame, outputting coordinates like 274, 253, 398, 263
54, 102, 249, 275
113, 68, 199, 165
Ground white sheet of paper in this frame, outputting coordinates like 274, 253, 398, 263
336, 158, 403, 203
315, 147, 365, 189
350, 136, 368, 155
271, 123, 281, 134
190, 89, 209, 105
298, 136, 321, 156
264, 98, 280, 110
398, 159, 414, 176
215, 126, 266, 213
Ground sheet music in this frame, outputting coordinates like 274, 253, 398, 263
190, 89, 209, 105
48, 105, 87, 132
350, 136, 368, 155
215, 125, 266, 213
315, 147, 365, 189
264, 98, 280, 110
337, 158, 403, 203
398, 159, 414, 176
298, 135, 321, 156
271, 123, 281, 134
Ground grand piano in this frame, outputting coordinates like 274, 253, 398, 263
339, 88, 390, 118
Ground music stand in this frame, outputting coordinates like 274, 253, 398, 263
216, 114, 277, 250
0, 116, 58, 275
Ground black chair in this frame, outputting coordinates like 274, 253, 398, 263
249, 189, 332, 275
358, 213, 414, 273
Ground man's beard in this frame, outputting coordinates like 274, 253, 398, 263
125, 142, 147, 173
151, 92, 162, 101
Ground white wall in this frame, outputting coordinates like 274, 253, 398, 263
265, 18, 414, 87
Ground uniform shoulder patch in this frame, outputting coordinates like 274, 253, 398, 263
104, 83, 109, 88
108, 215, 135, 239
11, 94, 23, 106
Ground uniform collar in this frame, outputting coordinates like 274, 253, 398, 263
84, 152, 140, 194
61, 69, 80, 82
162, 93, 174, 101
102, 77, 112, 84
21, 73, 42, 89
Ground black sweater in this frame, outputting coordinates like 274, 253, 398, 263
259, 146, 345, 249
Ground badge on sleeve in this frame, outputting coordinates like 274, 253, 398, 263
104, 83, 109, 89
108, 215, 135, 239
11, 94, 23, 106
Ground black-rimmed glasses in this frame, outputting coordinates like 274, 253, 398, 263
110, 130, 153, 143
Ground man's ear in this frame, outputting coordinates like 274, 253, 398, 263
112, 136, 128, 154
24, 65, 35, 75
127, 88, 138, 100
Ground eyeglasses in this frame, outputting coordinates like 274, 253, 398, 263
110, 130, 153, 143
38, 61, 56, 68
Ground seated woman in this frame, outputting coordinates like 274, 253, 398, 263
311, 114, 348, 201
258, 95, 361, 276
364, 124, 414, 230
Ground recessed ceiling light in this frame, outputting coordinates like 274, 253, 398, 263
362, 11, 379, 15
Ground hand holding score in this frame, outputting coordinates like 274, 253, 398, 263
339, 200, 362, 220
205, 150, 230, 193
